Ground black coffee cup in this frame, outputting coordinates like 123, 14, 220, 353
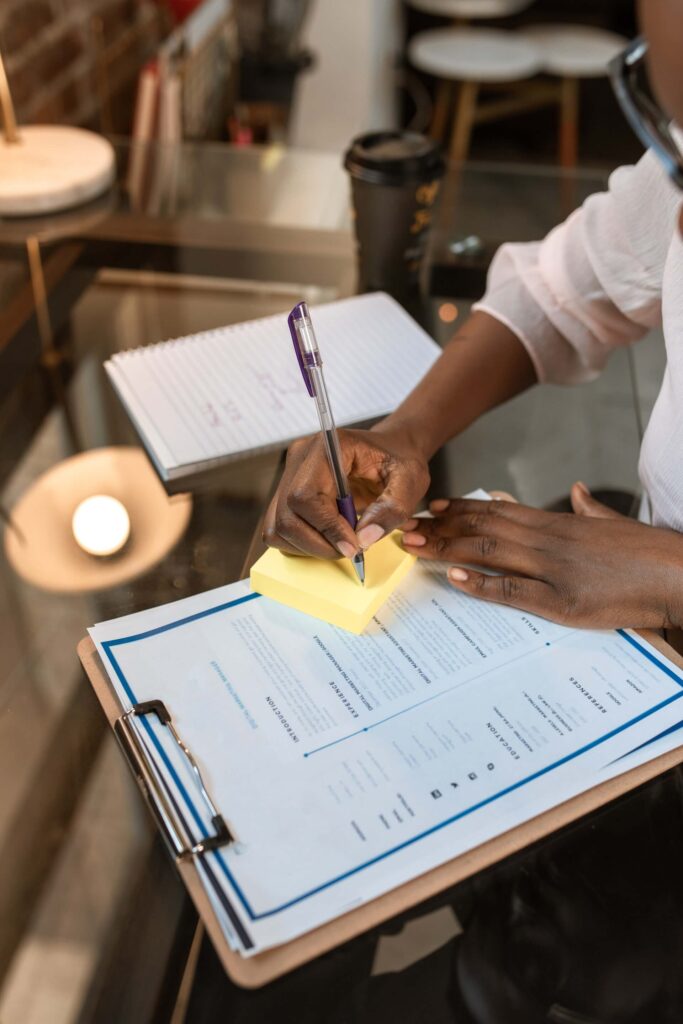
344, 131, 445, 302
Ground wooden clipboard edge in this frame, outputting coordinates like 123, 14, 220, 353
78, 631, 683, 989
77, 638, 254, 981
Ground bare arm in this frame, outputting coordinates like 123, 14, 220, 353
372, 310, 537, 461
263, 310, 536, 558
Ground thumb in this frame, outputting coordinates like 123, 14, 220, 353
570, 481, 624, 520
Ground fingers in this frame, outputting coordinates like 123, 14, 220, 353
355, 458, 431, 547
263, 431, 430, 558
403, 529, 543, 578
427, 496, 550, 529
570, 482, 625, 521
403, 504, 539, 551
262, 492, 341, 558
398, 490, 519, 537
262, 436, 358, 559
262, 495, 298, 555
447, 568, 554, 617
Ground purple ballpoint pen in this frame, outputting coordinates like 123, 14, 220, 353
288, 302, 365, 585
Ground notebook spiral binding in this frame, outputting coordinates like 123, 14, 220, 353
114, 699, 234, 861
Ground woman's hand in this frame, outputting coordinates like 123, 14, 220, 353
262, 425, 430, 561
400, 483, 683, 630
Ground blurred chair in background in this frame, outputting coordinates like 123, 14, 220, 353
409, 26, 541, 162
517, 23, 629, 167
407, 0, 626, 167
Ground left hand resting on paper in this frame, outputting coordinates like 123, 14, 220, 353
400, 483, 683, 630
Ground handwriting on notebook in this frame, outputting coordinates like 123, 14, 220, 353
221, 398, 244, 425
104, 292, 442, 481
250, 369, 301, 414
204, 401, 222, 429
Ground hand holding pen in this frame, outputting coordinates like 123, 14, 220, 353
261, 306, 430, 567
287, 302, 366, 584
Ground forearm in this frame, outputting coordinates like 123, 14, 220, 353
373, 311, 537, 460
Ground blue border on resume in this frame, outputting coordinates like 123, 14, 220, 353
100, 597, 683, 923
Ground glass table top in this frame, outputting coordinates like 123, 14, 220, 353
0, 137, 352, 241
0, 141, 677, 1023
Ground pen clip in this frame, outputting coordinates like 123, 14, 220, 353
288, 302, 314, 397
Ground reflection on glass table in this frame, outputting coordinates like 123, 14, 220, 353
0, 146, 669, 1022
0, 140, 356, 414
0, 138, 352, 241
0, 274, 339, 1023
429, 160, 611, 298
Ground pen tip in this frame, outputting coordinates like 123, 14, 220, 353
354, 553, 365, 586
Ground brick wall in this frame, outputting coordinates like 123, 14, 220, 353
0, 0, 160, 130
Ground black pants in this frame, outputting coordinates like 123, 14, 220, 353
455, 768, 683, 1024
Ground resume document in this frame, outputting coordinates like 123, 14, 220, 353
90, 557, 683, 955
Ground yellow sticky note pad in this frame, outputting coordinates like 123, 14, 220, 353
250, 532, 416, 634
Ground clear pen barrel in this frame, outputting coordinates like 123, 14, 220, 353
307, 365, 349, 497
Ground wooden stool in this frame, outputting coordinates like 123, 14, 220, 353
408, 23, 626, 167
408, 27, 542, 161
518, 24, 627, 167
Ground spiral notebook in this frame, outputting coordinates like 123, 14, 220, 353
105, 292, 441, 483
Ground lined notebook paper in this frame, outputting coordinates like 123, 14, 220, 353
105, 292, 441, 482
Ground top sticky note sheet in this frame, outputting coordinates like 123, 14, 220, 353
250, 532, 416, 633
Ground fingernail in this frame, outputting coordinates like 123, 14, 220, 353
337, 541, 358, 560
402, 532, 426, 547
399, 519, 419, 532
356, 523, 384, 550
430, 499, 450, 512
449, 567, 469, 582
575, 481, 589, 495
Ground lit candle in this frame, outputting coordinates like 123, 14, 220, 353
72, 495, 130, 557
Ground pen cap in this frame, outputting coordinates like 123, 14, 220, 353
288, 302, 320, 397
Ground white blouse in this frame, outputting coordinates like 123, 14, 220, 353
474, 147, 683, 531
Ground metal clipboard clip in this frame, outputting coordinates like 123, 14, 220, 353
114, 699, 235, 861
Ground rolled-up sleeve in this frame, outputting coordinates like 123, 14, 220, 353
473, 149, 681, 384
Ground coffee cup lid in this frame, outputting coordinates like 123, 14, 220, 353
344, 131, 445, 186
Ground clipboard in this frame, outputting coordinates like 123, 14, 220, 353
77, 628, 683, 989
